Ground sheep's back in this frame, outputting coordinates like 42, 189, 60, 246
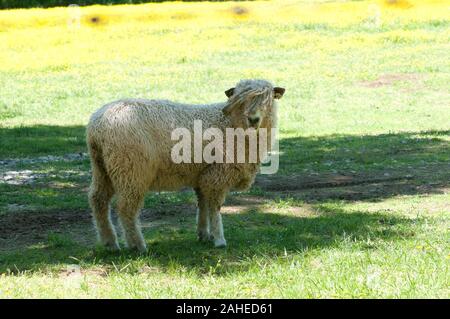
87, 98, 226, 191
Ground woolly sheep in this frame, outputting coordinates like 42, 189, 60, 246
87, 79, 285, 252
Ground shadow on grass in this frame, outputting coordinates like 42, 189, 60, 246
0, 206, 417, 275
278, 129, 450, 174
261, 129, 450, 201
0, 125, 448, 273
0, 125, 86, 159
0, 126, 448, 209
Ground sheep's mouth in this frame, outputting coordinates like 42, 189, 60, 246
248, 117, 261, 128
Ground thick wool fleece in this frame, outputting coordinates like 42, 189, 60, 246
87, 79, 283, 251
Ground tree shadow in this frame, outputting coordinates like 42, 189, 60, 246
0, 205, 418, 275
256, 129, 450, 202
0, 125, 448, 273
0, 125, 86, 159
278, 129, 449, 173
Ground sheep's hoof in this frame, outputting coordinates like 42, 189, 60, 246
130, 245, 147, 254
214, 238, 227, 248
198, 231, 213, 242
102, 241, 120, 251
125, 241, 147, 253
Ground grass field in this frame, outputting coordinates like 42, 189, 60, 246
0, 0, 449, 298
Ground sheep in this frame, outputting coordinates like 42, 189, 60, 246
86, 79, 285, 252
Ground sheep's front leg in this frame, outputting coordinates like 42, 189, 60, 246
195, 188, 212, 242
210, 208, 226, 248
198, 166, 231, 248
205, 191, 227, 248
196, 207, 210, 241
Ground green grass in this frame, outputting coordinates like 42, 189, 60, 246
0, 1, 449, 298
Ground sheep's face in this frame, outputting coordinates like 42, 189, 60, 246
246, 107, 263, 129
223, 80, 285, 130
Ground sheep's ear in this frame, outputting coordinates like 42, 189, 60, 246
223, 88, 236, 115
274, 87, 285, 99
225, 88, 235, 98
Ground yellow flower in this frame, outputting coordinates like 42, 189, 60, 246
381, 0, 414, 9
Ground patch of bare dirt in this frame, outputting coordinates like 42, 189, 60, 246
232, 6, 249, 16
1, 165, 448, 251
254, 165, 449, 201
255, 172, 414, 192
0, 203, 196, 251
359, 73, 423, 89
0, 210, 93, 251
59, 264, 109, 278
0, 210, 91, 237
0, 152, 88, 167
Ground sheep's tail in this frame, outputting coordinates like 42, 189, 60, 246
87, 132, 111, 188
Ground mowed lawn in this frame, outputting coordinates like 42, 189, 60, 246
0, 0, 449, 298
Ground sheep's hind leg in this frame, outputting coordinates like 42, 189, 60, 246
195, 188, 212, 242
88, 174, 119, 251
116, 192, 147, 253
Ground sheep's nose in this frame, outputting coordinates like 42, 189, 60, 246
248, 117, 260, 126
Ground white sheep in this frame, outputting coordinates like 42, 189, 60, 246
86, 79, 285, 251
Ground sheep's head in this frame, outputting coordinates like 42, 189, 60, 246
222, 79, 285, 130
